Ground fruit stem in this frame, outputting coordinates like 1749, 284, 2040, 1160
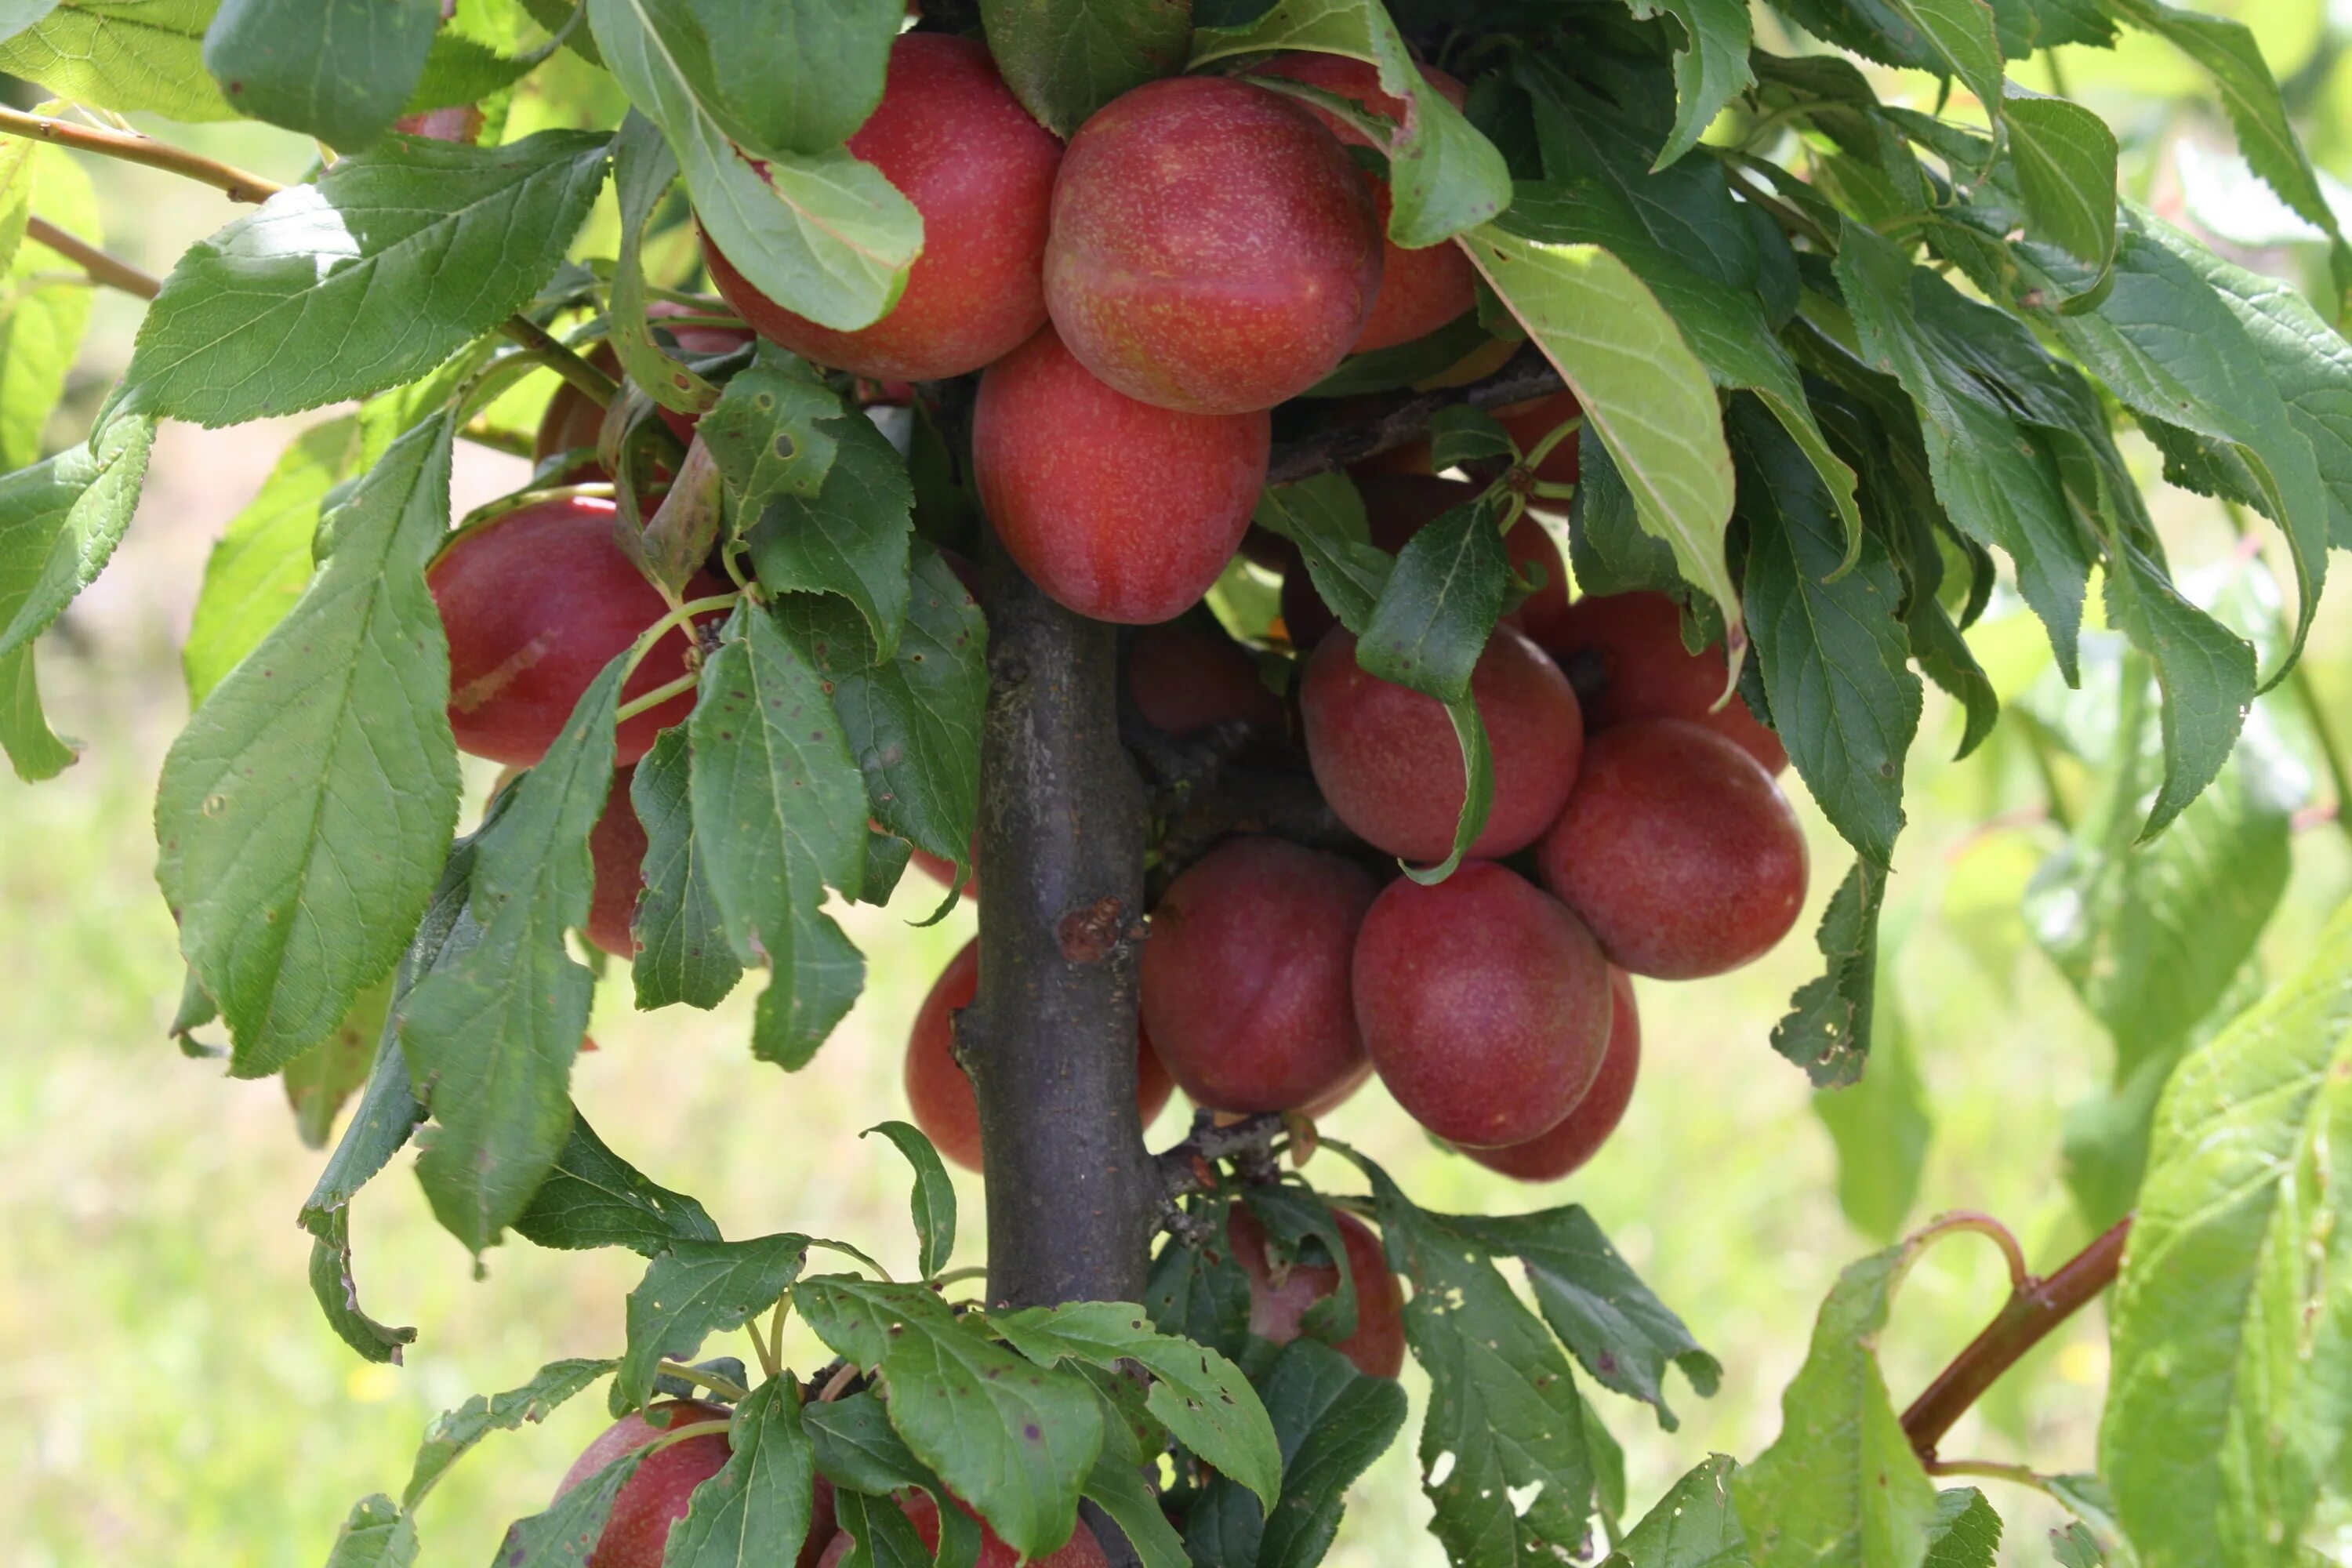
1909, 1208, 2031, 1292
1900, 1214, 2132, 1461
655, 1360, 753, 1402
641, 1418, 732, 1454
25, 216, 158, 298
500, 312, 624, 409
615, 592, 739, 693
612, 670, 699, 725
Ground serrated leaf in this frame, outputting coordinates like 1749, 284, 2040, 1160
119, 131, 610, 425
307, 1205, 417, 1364
608, 112, 718, 419
321, 1494, 418, 1568
0, 407, 154, 658
0, 0, 231, 120
1730, 1244, 1940, 1568
697, 343, 844, 523
1355, 498, 1507, 705
1621, 0, 1752, 169
397, 658, 622, 1254
2002, 87, 2118, 270
0, 145, 99, 472
2103, 902, 2352, 1566
804, 1392, 930, 1495
1886, 0, 2003, 130
1341, 1149, 1599, 1568
202, 0, 440, 150
1732, 399, 1921, 868
980, 0, 1192, 138
1253, 473, 1391, 634
794, 1277, 1104, 1560
621, 0, 896, 159
1191, 0, 1509, 247
744, 412, 913, 659
990, 1299, 1283, 1513
495, 1446, 651, 1568
1923, 1486, 2002, 1568
629, 724, 744, 1011
513, 1109, 723, 1255
1606, 1452, 1742, 1566
1461, 213, 1738, 644
753, 902, 863, 1070
861, 1120, 956, 1281
590, 0, 920, 333
185, 416, 363, 705
1773, 859, 1889, 1090
1454, 1207, 1722, 1431
158, 412, 459, 1076
1145, 1219, 1254, 1365
405, 1359, 619, 1509
663, 1377, 819, 1568
615, 1234, 809, 1416
405, 28, 537, 114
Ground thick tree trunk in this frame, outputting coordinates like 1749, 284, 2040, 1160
962, 532, 1156, 1310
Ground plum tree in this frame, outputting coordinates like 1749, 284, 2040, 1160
428, 498, 728, 766
972, 325, 1269, 622
1538, 590, 1786, 774
557, 1402, 735, 1568
1279, 474, 1568, 648
586, 768, 647, 959
1245, 53, 1477, 352
1300, 626, 1581, 862
1140, 836, 1376, 1114
1127, 620, 1285, 737
907, 938, 1171, 1171
1352, 862, 1613, 1147
1537, 720, 1807, 979
1044, 75, 1381, 413
534, 299, 752, 474
1226, 1205, 1406, 1378
1460, 967, 1639, 1182
817, 1490, 1108, 1568
703, 34, 1062, 381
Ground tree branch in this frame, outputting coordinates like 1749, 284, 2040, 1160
26, 216, 159, 299
1901, 1215, 2132, 1461
1265, 343, 1565, 485
1152, 1110, 1287, 1240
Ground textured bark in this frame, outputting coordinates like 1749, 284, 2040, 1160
964, 533, 1156, 1309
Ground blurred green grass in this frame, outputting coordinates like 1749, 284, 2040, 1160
6, 19, 2352, 1561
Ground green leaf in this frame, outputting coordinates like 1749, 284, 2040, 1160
1355, 497, 1507, 705
399, 658, 621, 1254
744, 412, 913, 659
615, 1233, 810, 1416
1731, 399, 1921, 867
805, 1392, 930, 1495
1341, 1149, 1600, 1568
1813, 984, 1929, 1242
774, 549, 984, 877
282, 975, 390, 1148
307, 1205, 417, 1364
1567, 430, 1681, 598
1252, 472, 1391, 633
1621, 0, 1753, 169
158, 412, 459, 1076
0, 0, 232, 120
1454, 1207, 1722, 1431
120, 130, 610, 425
1885, 0, 2003, 129
1772, 860, 1889, 1090
201, 0, 440, 150
1083, 1437, 1188, 1568
989, 1299, 1283, 1513
1730, 1244, 1940, 1567
0, 145, 100, 472
184, 416, 363, 705
860, 1120, 956, 1282
2100, 0, 2351, 295
630, 0, 896, 159
1144, 1215, 1254, 1364
0, 407, 155, 658
1190, 0, 1510, 247
405, 28, 538, 114
0, 633, 71, 781
697, 342, 844, 524
590, 0, 920, 333
1461, 211, 1738, 643
404, 1359, 619, 1509
2001, 87, 2118, 270
1606, 1452, 1742, 1566
980, 0, 1192, 139
321, 1494, 418, 1568
688, 603, 869, 1065
608, 112, 719, 419
2104, 902, 2352, 1566
1923, 1487, 2002, 1568
830, 1490, 939, 1568
628, 724, 744, 1011
513, 1109, 724, 1255
663, 1377, 820, 1568
794, 1276, 1104, 1559
494, 1446, 651, 1568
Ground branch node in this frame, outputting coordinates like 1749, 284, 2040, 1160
1056, 896, 1131, 964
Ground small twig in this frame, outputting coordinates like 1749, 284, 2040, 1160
1265, 344, 1566, 485
1925, 1457, 2056, 1492
25, 216, 158, 299
815, 1359, 861, 1404
502, 313, 622, 409
1152, 1109, 1287, 1236
655, 1359, 753, 1402
1911, 1209, 2031, 1293
1901, 1215, 2132, 1461
0, 104, 283, 203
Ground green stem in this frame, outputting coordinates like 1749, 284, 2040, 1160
655, 1360, 752, 1402
612, 671, 699, 726
616, 593, 739, 689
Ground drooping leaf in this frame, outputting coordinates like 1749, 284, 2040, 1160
2001, 86, 2118, 270
1606, 1452, 1743, 1566
158, 412, 459, 1076
513, 1109, 724, 1255
615, 1233, 810, 1416
1252, 472, 1392, 633
119, 131, 610, 425
861, 1120, 957, 1282
201, 0, 441, 150
0, 0, 231, 120
1922, 1486, 2002, 1568
1083, 1433, 1189, 1568
628, 724, 744, 1011
590, 0, 920, 333
1619, 0, 1753, 169
697, 343, 844, 524
2103, 902, 2352, 1566
397, 659, 622, 1255
744, 411, 913, 659
663, 1377, 821, 1568
1144, 1213, 1254, 1365
1190, 0, 1510, 246
403, 1359, 619, 1508
794, 1276, 1105, 1560
608, 111, 719, 418
281, 974, 390, 1148
307, 1206, 417, 1364
980, 0, 1193, 138
1773, 859, 1889, 1089
492, 1447, 651, 1568
321, 1495, 418, 1568
1355, 496, 1508, 705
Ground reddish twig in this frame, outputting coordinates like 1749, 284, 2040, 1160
1901, 1215, 2132, 1461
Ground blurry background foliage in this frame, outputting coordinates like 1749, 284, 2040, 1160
2, 0, 2350, 1564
